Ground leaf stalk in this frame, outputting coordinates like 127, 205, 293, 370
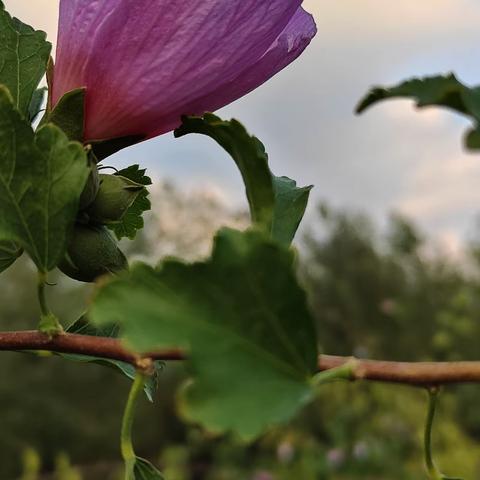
121, 371, 147, 480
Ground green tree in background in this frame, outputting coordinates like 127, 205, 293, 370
3, 196, 480, 479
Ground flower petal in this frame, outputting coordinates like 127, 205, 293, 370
53, 0, 316, 142
148, 7, 317, 138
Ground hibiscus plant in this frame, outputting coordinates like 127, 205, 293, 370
0, 1, 476, 479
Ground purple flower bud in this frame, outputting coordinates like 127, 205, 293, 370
52, 1, 316, 143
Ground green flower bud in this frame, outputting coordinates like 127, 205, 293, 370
86, 174, 144, 224
78, 160, 100, 211
59, 224, 128, 283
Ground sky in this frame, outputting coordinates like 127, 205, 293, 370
6, 0, 480, 254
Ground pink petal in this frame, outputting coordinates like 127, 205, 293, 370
53, 1, 317, 142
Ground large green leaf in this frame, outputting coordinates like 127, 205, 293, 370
109, 165, 152, 240
356, 74, 480, 150
91, 228, 318, 439
64, 318, 161, 402
0, 240, 22, 273
175, 114, 312, 245
0, 1, 51, 116
0, 86, 89, 272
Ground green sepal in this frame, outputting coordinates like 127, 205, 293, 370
86, 174, 145, 225
0, 1, 51, 116
59, 224, 128, 283
109, 165, 152, 240
90, 135, 146, 161
42, 87, 86, 142
175, 114, 312, 245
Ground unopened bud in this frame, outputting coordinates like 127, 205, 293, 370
59, 224, 128, 283
86, 174, 144, 224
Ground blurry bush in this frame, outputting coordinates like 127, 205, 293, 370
2, 184, 480, 479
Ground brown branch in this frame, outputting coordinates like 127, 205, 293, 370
318, 355, 480, 386
0, 331, 184, 368
1, 331, 480, 386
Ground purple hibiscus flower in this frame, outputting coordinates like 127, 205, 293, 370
51, 0, 317, 143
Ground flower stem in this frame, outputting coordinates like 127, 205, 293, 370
37, 272, 50, 317
424, 388, 441, 479
121, 371, 147, 480
37, 271, 63, 336
424, 388, 462, 480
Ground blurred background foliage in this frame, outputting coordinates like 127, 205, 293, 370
2, 183, 480, 479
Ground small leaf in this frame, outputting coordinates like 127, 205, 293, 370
91, 228, 318, 439
356, 74, 480, 150
64, 317, 161, 402
0, 240, 22, 273
28, 87, 47, 123
44, 88, 86, 142
0, 86, 89, 272
133, 457, 164, 479
109, 165, 152, 240
0, 1, 51, 116
175, 114, 311, 245
272, 177, 312, 246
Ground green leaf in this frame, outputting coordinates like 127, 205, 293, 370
0, 240, 22, 273
44, 88, 86, 142
175, 114, 311, 245
28, 87, 46, 123
356, 74, 480, 150
133, 458, 164, 479
0, 1, 51, 116
272, 177, 312, 246
91, 228, 318, 439
65, 317, 162, 402
0, 86, 89, 272
109, 165, 152, 240
175, 114, 274, 229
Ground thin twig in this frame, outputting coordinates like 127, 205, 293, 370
2, 331, 480, 386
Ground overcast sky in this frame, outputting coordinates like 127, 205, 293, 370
6, 0, 480, 253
